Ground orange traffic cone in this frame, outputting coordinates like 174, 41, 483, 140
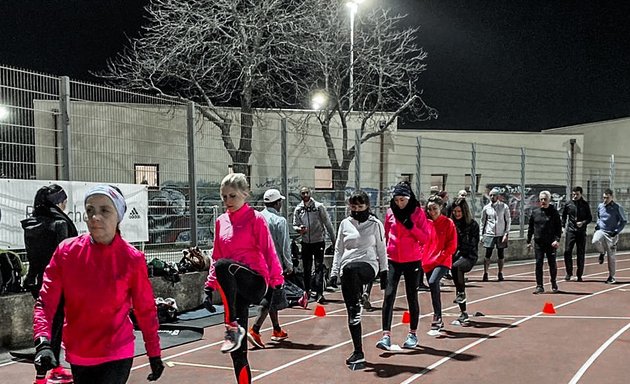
542, 302, 556, 314
402, 310, 411, 324
314, 304, 327, 317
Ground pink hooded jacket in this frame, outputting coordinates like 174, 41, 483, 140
206, 204, 284, 289
33, 234, 160, 366
384, 206, 436, 263
422, 214, 458, 272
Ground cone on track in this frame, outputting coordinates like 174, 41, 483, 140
402, 310, 411, 324
542, 302, 556, 314
314, 304, 326, 317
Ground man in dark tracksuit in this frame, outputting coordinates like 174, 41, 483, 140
527, 190, 563, 294
561, 186, 592, 282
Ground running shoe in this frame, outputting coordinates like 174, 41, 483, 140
247, 328, 265, 348
33, 378, 47, 384
221, 324, 245, 353
316, 294, 326, 304
417, 284, 430, 292
482, 272, 488, 282
598, 253, 605, 264
345, 351, 365, 365
270, 329, 289, 341
375, 335, 391, 351
453, 292, 466, 304
532, 285, 544, 294
430, 317, 444, 331
457, 312, 470, 324
402, 333, 418, 349
551, 282, 559, 293
564, 274, 572, 281
361, 292, 372, 310
577, 276, 584, 282
47, 366, 73, 384
497, 272, 505, 281
297, 291, 309, 309
605, 276, 616, 284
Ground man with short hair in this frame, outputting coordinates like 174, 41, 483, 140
592, 188, 627, 284
248, 188, 295, 348
527, 191, 563, 294
480, 188, 511, 282
561, 186, 592, 282
293, 187, 336, 303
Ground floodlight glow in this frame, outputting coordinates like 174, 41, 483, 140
311, 93, 328, 110
0, 106, 9, 121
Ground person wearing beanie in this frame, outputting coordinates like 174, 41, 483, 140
376, 182, 435, 351
21, 184, 78, 384
33, 184, 164, 384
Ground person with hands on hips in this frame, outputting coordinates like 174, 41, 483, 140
33, 185, 163, 384
376, 182, 435, 351
527, 190, 563, 294
328, 190, 388, 366
203, 174, 284, 384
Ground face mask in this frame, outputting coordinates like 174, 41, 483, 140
351, 209, 370, 223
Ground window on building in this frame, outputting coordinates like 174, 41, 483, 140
465, 173, 482, 193
314, 166, 333, 190
400, 173, 413, 183
134, 164, 159, 187
431, 174, 447, 193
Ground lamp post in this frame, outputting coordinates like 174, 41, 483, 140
347, 0, 364, 112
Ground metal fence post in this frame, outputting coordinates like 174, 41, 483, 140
520, 147, 526, 238
355, 129, 361, 191
281, 118, 289, 219
59, 76, 71, 180
416, 137, 422, 197
566, 149, 572, 203
610, 154, 615, 192
470, 143, 477, 218
187, 101, 198, 246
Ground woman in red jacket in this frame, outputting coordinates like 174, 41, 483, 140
376, 182, 435, 351
424, 195, 458, 335
33, 185, 163, 384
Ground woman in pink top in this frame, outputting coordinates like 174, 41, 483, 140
424, 195, 458, 335
33, 185, 163, 384
203, 173, 284, 384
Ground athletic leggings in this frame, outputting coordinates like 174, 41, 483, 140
381, 260, 421, 331
451, 264, 467, 312
71, 358, 132, 384
214, 258, 267, 384
252, 290, 281, 333
427, 266, 450, 320
301, 241, 325, 295
340, 262, 376, 353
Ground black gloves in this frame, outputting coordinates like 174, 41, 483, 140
34, 338, 57, 372
147, 356, 165, 381
203, 287, 216, 313
379, 270, 388, 290
270, 285, 288, 311
327, 275, 338, 288
401, 218, 414, 230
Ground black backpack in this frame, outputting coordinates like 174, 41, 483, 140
0, 251, 25, 294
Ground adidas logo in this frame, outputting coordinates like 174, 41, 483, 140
128, 207, 141, 219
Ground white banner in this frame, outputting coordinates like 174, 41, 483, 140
0, 179, 149, 249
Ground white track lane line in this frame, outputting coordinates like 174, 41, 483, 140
568, 322, 630, 384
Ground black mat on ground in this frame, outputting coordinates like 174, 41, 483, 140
171, 305, 260, 329
8, 347, 35, 361
134, 326, 204, 357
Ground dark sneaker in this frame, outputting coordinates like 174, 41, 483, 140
375, 335, 391, 351
430, 317, 444, 331
564, 274, 572, 281
533, 286, 544, 294
605, 276, 616, 284
482, 272, 488, 282
346, 351, 365, 365
402, 333, 418, 349
361, 292, 372, 310
497, 272, 505, 281
454, 292, 467, 304
417, 284, 430, 292
316, 294, 326, 304
577, 276, 583, 282
599, 253, 605, 264
444, 272, 453, 280
220, 324, 245, 353
457, 312, 470, 324
551, 283, 559, 293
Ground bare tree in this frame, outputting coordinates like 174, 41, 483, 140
100, 0, 318, 174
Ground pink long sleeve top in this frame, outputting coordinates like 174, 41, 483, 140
205, 203, 284, 289
384, 206, 436, 263
422, 215, 458, 272
33, 233, 161, 366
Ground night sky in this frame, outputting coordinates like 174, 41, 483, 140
1, 0, 630, 132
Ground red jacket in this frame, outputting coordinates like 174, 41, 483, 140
34, 234, 160, 366
384, 206, 435, 263
422, 215, 458, 272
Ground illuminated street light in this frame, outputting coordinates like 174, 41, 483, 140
311, 91, 328, 110
346, 0, 365, 112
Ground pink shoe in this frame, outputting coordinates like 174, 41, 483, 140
297, 291, 309, 309
47, 366, 73, 384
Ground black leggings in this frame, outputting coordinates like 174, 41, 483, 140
451, 264, 467, 312
427, 266, 449, 319
340, 262, 376, 353
301, 241, 325, 294
215, 258, 267, 384
381, 260, 421, 331
71, 358, 133, 384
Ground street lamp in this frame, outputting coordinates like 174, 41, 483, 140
311, 91, 328, 110
346, 0, 365, 112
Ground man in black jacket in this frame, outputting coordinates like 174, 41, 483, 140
561, 186, 592, 282
527, 191, 563, 294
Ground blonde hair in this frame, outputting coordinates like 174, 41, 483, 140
221, 173, 250, 195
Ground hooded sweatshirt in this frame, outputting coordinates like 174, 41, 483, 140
384, 204, 435, 264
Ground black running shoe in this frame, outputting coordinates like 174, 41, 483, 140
497, 272, 505, 281
532, 286, 544, 294
598, 253, 605, 264
346, 351, 365, 365
482, 273, 488, 282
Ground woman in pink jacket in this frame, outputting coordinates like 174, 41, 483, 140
203, 173, 284, 384
376, 182, 435, 351
424, 195, 458, 335
33, 185, 163, 384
